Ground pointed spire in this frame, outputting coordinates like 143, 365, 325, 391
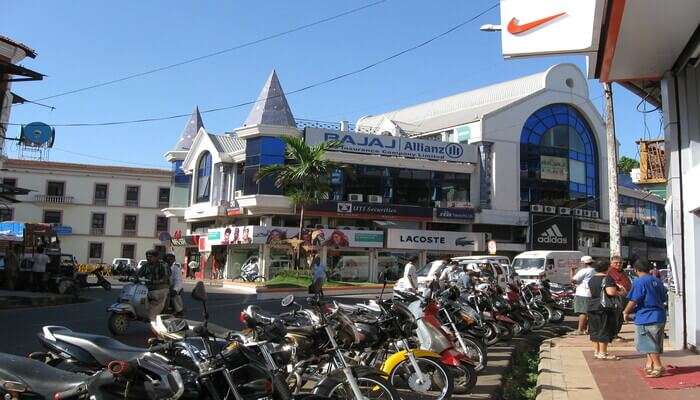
243, 70, 296, 128
173, 106, 204, 151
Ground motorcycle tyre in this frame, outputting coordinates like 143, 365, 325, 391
483, 322, 501, 346
530, 310, 547, 329
388, 356, 453, 400
314, 372, 401, 400
549, 307, 565, 323
497, 323, 514, 342
457, 335, 488, 372
108, 313, 130, 336
450, 364, 478, 394
512, 321, 524, 337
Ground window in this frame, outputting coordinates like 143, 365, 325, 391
156, 216, 169, 233
2, 178, 16, 188
89, 243, 103, 260
94, 184, 108, 205
121, 244, 136, 260
158, 187, 170, 207
43, 210, 62, 224
91, 213, 105, 235
47, 181, 65, 197
196, 152, 212, 203
125, 186, 140, 207
123, 214, 138, 236
0, 208, 13, 222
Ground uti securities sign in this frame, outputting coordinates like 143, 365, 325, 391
305, 128, 471, 163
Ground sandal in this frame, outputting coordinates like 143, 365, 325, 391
645, 366, 665, 374
646, 369, 664, 378
595, 353, 620, 360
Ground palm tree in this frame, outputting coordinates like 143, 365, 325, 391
256, 135, 348, 267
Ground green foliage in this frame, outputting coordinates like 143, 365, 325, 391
618, 156, 640, 173
502, 350, 539, 400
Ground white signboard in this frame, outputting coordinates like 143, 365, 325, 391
500, 0, 603, 58
580, 221, 609, 233
386, 229, 485, 252
305, 128, 471, 163
207, 225, 384, 248
540, 156, 568, 181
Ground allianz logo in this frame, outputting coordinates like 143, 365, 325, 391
537, 224, 568, 244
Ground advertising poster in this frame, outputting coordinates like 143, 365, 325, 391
531, 215, 574, 250
207, 225, 384, 248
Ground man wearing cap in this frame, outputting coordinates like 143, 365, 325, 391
571, 256, 596, 335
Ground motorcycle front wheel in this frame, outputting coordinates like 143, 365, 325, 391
530, 310, 547, 329
316, 373, 400, 400
450, 364, 478, 394
389, 356, 453, 400
456, 336, 488, 372
107, 313, 130, 336
482, 322, 501, 346
549, 307, 565, 323
497, 322, 514, 342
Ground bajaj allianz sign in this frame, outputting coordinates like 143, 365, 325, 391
305, 128, 470, 163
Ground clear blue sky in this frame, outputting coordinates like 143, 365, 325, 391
3, 0, 660, 169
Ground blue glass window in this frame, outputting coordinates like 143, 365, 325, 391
196, 152, 212, 203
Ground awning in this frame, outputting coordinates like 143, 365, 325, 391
0, 61, 44, 82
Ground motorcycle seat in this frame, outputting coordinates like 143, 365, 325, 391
0, 353, 87, 398
53, 330, 147, 365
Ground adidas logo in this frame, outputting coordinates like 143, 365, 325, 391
537, 224, 568, 244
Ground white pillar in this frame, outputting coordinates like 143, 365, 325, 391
603, 83, 621, 257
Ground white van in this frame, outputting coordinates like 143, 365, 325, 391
452, 255, 514, 282
512, 251, 584, 284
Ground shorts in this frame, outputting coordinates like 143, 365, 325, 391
574, 296, 589, 314
635, 323, 665, 354
588, 310, 616, 343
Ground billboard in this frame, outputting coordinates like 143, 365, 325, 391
532, 215, 574, 250
386, 229, 485, 252
306, 201, 434, 221
207, 225, 384, 248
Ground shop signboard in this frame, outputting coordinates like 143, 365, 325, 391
305, 128, 471, 163
207, 225, 384, 248
455, 122, 481, 144
579, 220, 608, 233
52, 224, 72, 236
540, 156, 568, 181
385, 229, 485, 252
531, 215, 574, 250
307, 201, 433, 221
435, 207, 476, 221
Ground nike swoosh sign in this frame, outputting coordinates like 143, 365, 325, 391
507, 12, 567, 35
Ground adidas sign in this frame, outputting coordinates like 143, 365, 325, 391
537, 224, 568, 244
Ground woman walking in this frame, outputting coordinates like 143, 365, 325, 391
587, 261, 621, 360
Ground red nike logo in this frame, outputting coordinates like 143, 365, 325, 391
507, 12, 567, 35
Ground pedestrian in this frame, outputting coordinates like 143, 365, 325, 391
623, 260, 668, 378
608, 255, 632, 341
32, 246, 50, 292
571, 256, 596, 335
311, 256, 326, 296
188, 258, 198, 279
165, 253, 184, 317
3, 246, 19, 290
137, 249, 171, 321
403, 256, 419, 293
439, 260, 459, 289
587, 261, 621, 360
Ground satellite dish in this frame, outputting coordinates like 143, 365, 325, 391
20, 122, 55, 148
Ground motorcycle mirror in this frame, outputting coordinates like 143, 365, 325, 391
281, 294, 295, 307
191, 281, 208, 302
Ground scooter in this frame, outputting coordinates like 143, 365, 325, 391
107, 277, 171, 336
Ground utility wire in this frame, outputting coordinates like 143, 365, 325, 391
2, 2, 499, 128
9, 0, 388, 106
50, 147, 168, 169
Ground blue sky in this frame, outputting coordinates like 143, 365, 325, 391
3, 0, 660, 169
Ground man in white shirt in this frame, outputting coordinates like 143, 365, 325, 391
165, 254, 184, 316
32, 247, 51, 292
438, 260, 459, 289
571, 255, 596, 335
401, 256, 419, 293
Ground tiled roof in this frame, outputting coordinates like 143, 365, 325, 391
4, 158, 169, 176
208, 133, 244, 153
0, 35, 37, 58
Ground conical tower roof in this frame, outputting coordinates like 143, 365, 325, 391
243, 70, 296, 127
173, 106, 204, 151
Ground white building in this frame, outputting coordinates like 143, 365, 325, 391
1, 158, 187, 264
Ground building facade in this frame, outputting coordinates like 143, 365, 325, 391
168, 64, 665, 282
1, 159, 187, 264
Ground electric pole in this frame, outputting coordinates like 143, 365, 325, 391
603, 82, 620, 257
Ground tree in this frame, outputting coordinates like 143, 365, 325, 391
256, 135, 349, 268
618, 156, 640, 173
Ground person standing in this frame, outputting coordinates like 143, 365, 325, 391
137, 249, 171, 321
403, 256, 419, 293
587, 261, 621, 360
571, 256, 596, 335
3, 246, 19, 290
187, 258, 198, 279
438, 260, 459, 289
165, 254, 184, 317
623, 260, 668, 378
32, 247, 50, 292
311, 256, 326, 296
608, 255, 632, 340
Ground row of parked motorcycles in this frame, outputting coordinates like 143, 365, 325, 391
0, 273, 574, 400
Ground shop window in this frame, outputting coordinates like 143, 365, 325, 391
196, 152, 212, 203
0, 208, 13, 222
327, 250, 370, 282
94, 184, 108, 206
121, 244, 136, 260
43, 210, 62, 224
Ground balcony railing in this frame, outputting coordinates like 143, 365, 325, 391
34, 194, 74, 204
90, 227, 105, 236
125, 200, 139, 207
94, 198, 107, 206
122, 229, 137, 237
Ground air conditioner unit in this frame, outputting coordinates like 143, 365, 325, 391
530, 204, 544, 213
544, 206, 557, 214
348, 193, 363, 202
573, 209, 584, 216
591, 211, 600, 219
233, 190, 244, 198
583, 210, 592, 217
367, 195, 383, 204
559, 207, 571, 215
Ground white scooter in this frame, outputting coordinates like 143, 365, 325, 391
107, 277, 172, 336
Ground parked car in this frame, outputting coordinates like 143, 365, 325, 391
111, 258, 135, 275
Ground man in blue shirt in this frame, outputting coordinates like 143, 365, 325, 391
623, 260, 667, 378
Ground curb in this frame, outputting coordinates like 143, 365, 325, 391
0, 295, 87, 310
535, 338, 568, 400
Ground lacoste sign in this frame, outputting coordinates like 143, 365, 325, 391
304, 128, 471, 163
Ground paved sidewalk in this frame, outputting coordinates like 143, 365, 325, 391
537, 323, 700, 400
